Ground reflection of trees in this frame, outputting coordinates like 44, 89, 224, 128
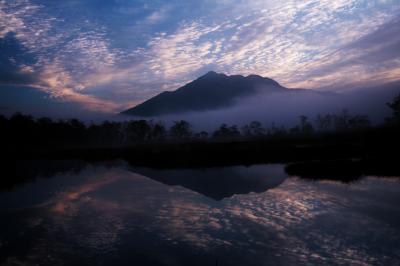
1, 159, 87, 191
285, 158, 400, 183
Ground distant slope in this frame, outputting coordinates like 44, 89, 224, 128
122, 71, 286, 116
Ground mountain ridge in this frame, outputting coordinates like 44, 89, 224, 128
122, 71, 287, 116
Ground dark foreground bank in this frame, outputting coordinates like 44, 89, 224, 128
4, 125, 400, 166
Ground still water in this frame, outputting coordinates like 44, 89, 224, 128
1, 161, 400, 265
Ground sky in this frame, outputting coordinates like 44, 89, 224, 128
1, 0, 400, 114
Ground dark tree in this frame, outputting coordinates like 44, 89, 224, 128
9, 113, 35, 147
170, 120, 192, 139
269, 122, 287, 136
98, 121, 122, 145
241, 121, 265, 137
347, 115, 370, 130
151, 122, 167, 141
126, 120, 152, 142
289, 126, 301, 135
387, 93, 400, 125
194, 131, 209, 139
0, 114, 8, 146
213, 124, 241, 139
299, 115, 314, 134
315, 114, 332, 131
333, 110, 350, 131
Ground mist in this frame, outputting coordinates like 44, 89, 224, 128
3, 81, 398, 132
128, 81, 400, 131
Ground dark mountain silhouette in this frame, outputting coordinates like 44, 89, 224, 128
121, 71, 286, 116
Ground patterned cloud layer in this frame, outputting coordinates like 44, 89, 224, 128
1, 0, 399, 112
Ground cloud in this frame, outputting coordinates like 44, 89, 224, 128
139, 0, 400, 91
144, 5, 171, 25
1, 0, 399, 115
0, 32, 37, 85
288, 15, 400, 89
0, 0, 125, 112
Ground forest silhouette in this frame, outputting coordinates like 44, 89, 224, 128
1, 93, 400, 190
1, 93, 399, 166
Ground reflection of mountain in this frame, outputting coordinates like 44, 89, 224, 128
122, 71, 287, 116
130, 164, 288, 200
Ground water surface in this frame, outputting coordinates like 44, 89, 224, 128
1, 162, 400, 265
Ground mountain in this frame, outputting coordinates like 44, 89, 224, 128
122, 71, 286, 116
130, 165, 287, 200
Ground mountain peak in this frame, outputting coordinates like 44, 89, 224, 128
246, 74, 263, 79
201, 71, 225, 78
205, 70, 218, 75
246, 74, 281, 86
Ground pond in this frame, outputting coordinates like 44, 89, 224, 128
1, 161, 400, 265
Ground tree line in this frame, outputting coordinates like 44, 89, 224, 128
1, 93, 399, 150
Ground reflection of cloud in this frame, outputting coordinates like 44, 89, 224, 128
8, 164, 400, 265
155, 199, 233, 248
146, 175, 400, 264
35, 168, 131, 254
45, 170, 123, 214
